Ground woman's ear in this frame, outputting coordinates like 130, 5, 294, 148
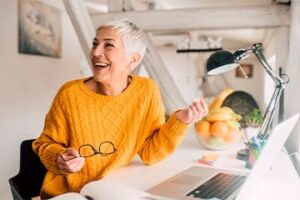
128, 53, 141, 70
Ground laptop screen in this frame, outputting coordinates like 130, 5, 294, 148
236, 114, 299, 200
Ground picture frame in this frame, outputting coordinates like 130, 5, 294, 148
235, 64, 253, 78
18, 0, 62, 58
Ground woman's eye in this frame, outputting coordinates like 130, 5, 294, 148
105, 43, 114, 48
92, 42, 98, 48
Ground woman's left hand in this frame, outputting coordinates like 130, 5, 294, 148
176, 98, 209, 124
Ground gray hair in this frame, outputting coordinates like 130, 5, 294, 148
97, 19, 147, 64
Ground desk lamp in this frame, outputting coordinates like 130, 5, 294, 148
206, 43, 289, 144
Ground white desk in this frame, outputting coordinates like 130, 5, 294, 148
104, 130, 300, 199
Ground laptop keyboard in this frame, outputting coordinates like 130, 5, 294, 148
186, 173, 246, 200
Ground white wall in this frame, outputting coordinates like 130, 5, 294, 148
285, 0, 300, 153
0, 0, 84, 199
157, 46, 204, 104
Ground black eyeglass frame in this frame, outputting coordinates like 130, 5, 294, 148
59, 141, 117, 162
79, 141, 117, 158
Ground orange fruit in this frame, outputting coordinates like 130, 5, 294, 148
225, 130, 241, 143
210, 121, 229, 139
195, 120, 211, 140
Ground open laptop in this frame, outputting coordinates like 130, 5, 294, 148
147, 114, 300, 200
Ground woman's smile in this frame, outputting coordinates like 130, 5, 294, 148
94, 62, 110, 68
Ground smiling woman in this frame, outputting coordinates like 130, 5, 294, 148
84, 20, 147, 96
88, 28, 132, 95
32, 19, 209, 199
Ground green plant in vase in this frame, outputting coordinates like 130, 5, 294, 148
244, 108, 263, 128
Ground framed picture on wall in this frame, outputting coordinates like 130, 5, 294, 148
18, 0, 62, 58
235, 64, 253, 78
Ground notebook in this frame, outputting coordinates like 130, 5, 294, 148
147, 114, 299, 200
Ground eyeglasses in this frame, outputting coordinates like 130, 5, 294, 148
79, 141, 117, 157
60, 141, 117, 161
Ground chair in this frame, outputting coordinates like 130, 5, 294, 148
9, 139, 47, 200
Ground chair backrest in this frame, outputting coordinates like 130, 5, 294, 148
9, 139, 47, 200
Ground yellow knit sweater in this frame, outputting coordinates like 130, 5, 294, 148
33, 75, 189, 198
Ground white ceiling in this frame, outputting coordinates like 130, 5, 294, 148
84, 0, 286, 50
129, 0, 274, 10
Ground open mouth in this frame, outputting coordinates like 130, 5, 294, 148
94, 63, 110, 68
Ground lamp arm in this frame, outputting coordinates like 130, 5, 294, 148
257, 86, 284, 140
251, 43, 286, 85
249, 43, 289, 140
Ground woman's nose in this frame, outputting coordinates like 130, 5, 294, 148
91, 45, 104, 57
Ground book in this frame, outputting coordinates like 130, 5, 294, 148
49, 179, 167, 200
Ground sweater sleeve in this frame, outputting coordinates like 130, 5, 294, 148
138, 81, 190, 165
32, 90, 70, 175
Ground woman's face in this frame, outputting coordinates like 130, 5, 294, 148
90, 27, 133, 84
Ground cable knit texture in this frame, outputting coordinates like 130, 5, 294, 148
33, 75, 190, 198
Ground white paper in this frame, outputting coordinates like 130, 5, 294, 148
80, 179, 151, 200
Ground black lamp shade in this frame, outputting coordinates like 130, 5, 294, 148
206, 50, 239, 75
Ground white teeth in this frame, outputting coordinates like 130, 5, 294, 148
95, 63, 109, 67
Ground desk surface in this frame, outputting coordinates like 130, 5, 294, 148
104, 129, 300, 199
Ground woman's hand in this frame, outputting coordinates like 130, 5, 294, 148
176, 98, 209, 124
57, 149, 85, 173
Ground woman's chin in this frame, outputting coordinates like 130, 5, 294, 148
93, 71, 113, 83
93, 75, 105, 83
93, 66, 107, 73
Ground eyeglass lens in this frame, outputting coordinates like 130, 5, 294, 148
79, 141, 116, 157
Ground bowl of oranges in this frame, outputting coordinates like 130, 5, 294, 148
195, 107, 242, 150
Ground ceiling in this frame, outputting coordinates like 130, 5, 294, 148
84, 0, 288, 51
129, 0, 274, 10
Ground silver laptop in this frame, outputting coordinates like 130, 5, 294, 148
147, 114, 300, 200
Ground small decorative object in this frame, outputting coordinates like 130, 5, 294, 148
244, 108, 263, 128
245, 137, 266, 169
18, 0, 62, 57
197, 153, 219, 166
235, 64, 253, 78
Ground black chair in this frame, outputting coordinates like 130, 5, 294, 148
9, 139, 47, 200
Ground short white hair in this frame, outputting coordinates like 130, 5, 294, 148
97, 19, 147, 65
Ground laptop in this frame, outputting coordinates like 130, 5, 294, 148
147, 114, 300, 200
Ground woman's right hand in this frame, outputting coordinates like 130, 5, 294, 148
57, 149, 85, 173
